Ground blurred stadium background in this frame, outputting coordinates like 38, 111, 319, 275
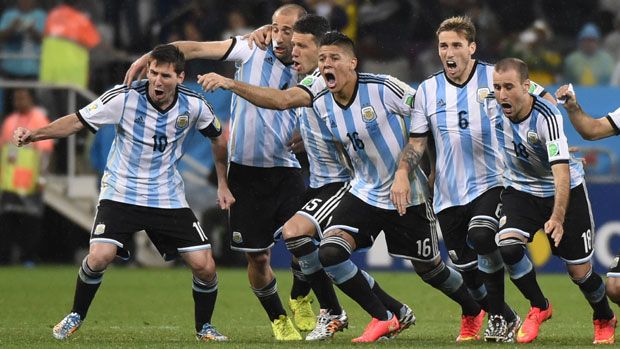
1, 0, 620, 273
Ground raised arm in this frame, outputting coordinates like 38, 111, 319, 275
14, 113, 83, 146
555, 85, 617, 140
545, 163, 569, 247
197, 72, 311, 110
124, 39, 234, 84
390, 135, 428, 215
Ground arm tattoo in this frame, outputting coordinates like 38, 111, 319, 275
399, 143, 423, 172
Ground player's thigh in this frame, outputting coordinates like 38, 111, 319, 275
384, 200, 440, 263
292, 181, 351, 239
322, 192, 381, 251
90, 200, 143, 261
227, 164, 283, 252
181, 248, 216, 277
470, 186, 503, 228
554, 184, 594, 264
145, 207, 211, 262
497, 187, 547, 243
437, 205, 476, 267
274, 167, 307, 227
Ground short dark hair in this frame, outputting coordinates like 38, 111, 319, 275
494, 57, 529, 82
319, 31, 355, 56
293, 15, 330, 45
149, 44, 185, 74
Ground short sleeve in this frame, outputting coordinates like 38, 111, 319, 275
196, 100, 222, 138
411, 83, 429, 136
528, 80, 548, 98
221, 36, 254, 64
606, 107, 620, 135
383, 75, 416, 117
538, 104, 569, 165
296, 70, 325, 103
77, 85, 127, 133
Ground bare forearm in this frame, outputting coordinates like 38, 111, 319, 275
172, 40, 230, 60
398, 137, 427, 173
31, 114, 83, 141
551, 164, 570, 222
565, 103, 612, 140
231, 81, 301, 110
211, 138, 229, 188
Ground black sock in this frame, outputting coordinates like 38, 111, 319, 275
461, 268, 489, 312
307, 268, 342, 314
511, 268, 547, 309
193, 274, 218, 332
480, 267, 506, 315
290, 260, 312, 299
338, 270, 390, 320
286, 236, 342, 313
420, 263, 481, 316
372, 282, 404, 316
71, 258, 104, 319
573, 271, 614, 320
252, 278, 286, 321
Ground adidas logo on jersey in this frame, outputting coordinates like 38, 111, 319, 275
437, 99, 446, 108
135, 115, 145, 125
266, 56, 274, 65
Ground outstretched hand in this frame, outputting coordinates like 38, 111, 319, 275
13, 127, 33, 147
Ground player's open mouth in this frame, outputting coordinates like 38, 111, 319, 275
292, 60, 301, 71
446, 60, 457, 73
501, 102, 512, 114
325, 72, 336, 88
154, 90, 164, 97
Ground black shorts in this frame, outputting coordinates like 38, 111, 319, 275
228, 162, 305, 252
498, 183, 594, 264
324, 193, 439, 262
437, 187, 503, 270
296, 181, 351, 239
608, 251, 620, 278
91, 200, 209, 261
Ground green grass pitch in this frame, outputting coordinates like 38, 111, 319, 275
0, 266, 610, 348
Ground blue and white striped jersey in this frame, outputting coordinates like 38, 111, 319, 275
77, 80, 222, 208
297, 68, 352, 188
312, 73, 428, 209
412, 61, 504, 213
495, 94, 584, 197
223, 36, 300, 168
607, 107, 620, 134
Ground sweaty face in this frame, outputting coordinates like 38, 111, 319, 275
147, 61, 184, 108
437, 31, 476, 83
271, 12, 298, 62
493, 69, 531, 122
318, 44, 357, 95
292, 32, 319, 74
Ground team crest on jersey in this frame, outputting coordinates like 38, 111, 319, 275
232, 231, 243, 244
527, 130, 540, 144
477, 88, 491, 103
176, 114, 189, 129
361, 106, 377, 123
93, 224, 106, 235
499, 215, 507, 228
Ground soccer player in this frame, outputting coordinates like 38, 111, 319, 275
493, 58, 616, 344
555, 84, 620, 310
124, 4, 311, 340
198, 14, 421, 341
407, 16, 556, 342
14, 44, 232, 341
313, 31, 483, 342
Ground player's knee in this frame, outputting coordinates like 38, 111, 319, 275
566, 262, 591, 281
86, 250, 115, 270
282, 220, 304, 240
606, 279, 620, 304
498, 237, 526, 265
246, 251, 270, 268
318, 235, 352, 267
467, 225, 498, 255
